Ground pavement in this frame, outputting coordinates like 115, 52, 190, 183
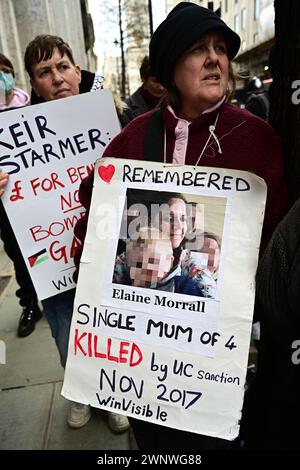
0, 240, 258, 453
0, 241, 136, 450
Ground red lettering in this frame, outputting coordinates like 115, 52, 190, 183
88, 332, 93, 357
77, 166, 87, 181
72, 330, 143, 366
49, 240, 67, 263
119, 341, 130, 363
30, 221, 65, 242
107, 337, 119, 363
67, 165, 94, 185
67, 167, 77, 184
70, 236, 80, 259
60, 192, 72, 210
130, 342, 143, 366
30, 173, 64, 196
74, 329, 87, 356
30, 225, 49, 242
94, 335, 107, 359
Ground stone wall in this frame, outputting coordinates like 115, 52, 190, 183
0, 0, 88, 93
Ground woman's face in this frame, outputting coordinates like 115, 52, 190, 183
156, 198, 187, 249
30, 48, 81, 102
173, 31, 229, 118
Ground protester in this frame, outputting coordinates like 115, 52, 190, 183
123, 55, 165, 122
244, 74, 272, 342
0, 53, 41, 338
244, 76, 270, 121
0, 53, 30, 111
0, 35, 129, 433
74, 2, 287, 449
241, 197, 300, 450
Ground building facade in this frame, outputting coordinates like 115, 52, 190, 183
125, 0, 151, 95
0, 0, 95, 93
103, 0, 156, 97
221, 0, 274, 95
166, 0, 275, 97
102, 1, 274, 101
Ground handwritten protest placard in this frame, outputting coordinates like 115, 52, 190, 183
62, 157, 267, 439
0, 91, 120, 299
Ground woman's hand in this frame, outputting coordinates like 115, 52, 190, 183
0, 171, 9, 197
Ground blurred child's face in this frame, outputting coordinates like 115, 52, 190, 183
199, 237, 220, 273
127, 240, 173, 287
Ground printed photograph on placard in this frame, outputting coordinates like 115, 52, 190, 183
112, 189, 227, 300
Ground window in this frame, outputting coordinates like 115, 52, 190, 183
241, 8, 247, 30
234, 14, 240, 33
225, 0, 228, 13
254, 0, 260, 20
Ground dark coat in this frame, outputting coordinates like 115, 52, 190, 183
74, 102, 288, 277
125, 86, 149, 118
245, 91, 270, 121
245, 197, 300, 449
119, 86, 151, 127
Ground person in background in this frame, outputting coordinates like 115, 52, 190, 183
243, 197, 300, 449
74, 2, 287, 450
244, 76, 270, 121
123, 55, 165, 123
0, 53, 30, 111
0, 53, 41, 338
244, 72, 273, 344
0, 35, 129, 433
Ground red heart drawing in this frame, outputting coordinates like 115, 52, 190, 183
98, 164, 115, 184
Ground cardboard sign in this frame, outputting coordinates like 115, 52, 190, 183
62, 157, 267, 440
0, 91, 120, 299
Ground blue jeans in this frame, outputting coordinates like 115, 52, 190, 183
42, 288, 75, 368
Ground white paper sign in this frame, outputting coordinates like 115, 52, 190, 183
0, 91, 120, 299
62, 157, 267, 440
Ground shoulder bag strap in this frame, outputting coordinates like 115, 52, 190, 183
143, 109, 165, 162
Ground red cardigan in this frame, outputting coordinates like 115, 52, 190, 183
74, 103, 287, 278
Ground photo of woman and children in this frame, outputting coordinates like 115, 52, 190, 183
113, 189, 226, 300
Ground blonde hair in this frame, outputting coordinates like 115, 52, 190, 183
126, 227, 173, 255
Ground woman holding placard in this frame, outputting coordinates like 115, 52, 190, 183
74, 2, 287, 450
